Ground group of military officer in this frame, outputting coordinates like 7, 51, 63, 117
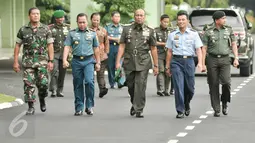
13, 6, 239, 118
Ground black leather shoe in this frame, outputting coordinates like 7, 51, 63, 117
176, 112, 184, 119
185, 104, 191, 116
164, 92, 170, 96
26, 102, 35, 115
157, 92, 164, 96
85, 108, 93, 115
51, 93, 56, 97
130, 107, 135, 116
222, 104, 228, 115
57, 93, 64, 97
99, 88, 108, 98
39, 98, 46, 112
135, 112, 144, 118
170, 90, 174, 95
214, 111, 220, 117
74, 111, 83, 116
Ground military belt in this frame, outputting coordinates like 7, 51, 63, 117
173, 55, 193, 59
208, 54, 229, 58
73, 55, 93, 60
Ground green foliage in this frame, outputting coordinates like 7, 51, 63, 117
92, 0, 145, 25
36, 0, 70, 24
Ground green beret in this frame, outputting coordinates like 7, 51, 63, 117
53, 10, 65, 18
212, 11, 225, 20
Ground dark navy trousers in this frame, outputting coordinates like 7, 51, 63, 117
171, 57, 195, 113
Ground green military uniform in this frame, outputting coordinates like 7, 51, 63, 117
48, 16, 70, 97
202, 23, 236, 114
120, 23, 156, 115
16, 22, 53, 111
154, 26, 174, 96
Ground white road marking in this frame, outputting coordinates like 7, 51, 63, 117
0, 102, 12, 109
233, 89, 240, 92
185, 126, 195, 130
193, 120, 202, 124
206, 111, 214, 114
246, 78, 252, 81
199, 115, 208, 119
248, 76, 254, 79
176, 132, 187, 137
240, 83, 246, 86
168, 140, 178, 143
231, 92, 236, 95
243, 80, 250, 83
237, 86, 243, 89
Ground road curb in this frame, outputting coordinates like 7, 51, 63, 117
0, 98, 24, 110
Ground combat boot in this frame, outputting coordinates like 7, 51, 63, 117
39, 98, 46, 112
26, 102, 35, 115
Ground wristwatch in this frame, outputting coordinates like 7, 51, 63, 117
48, 59, 54, 63
154, 65, 158, 68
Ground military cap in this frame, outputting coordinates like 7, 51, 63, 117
53, 10, 65, 18
212, 11, 226, 20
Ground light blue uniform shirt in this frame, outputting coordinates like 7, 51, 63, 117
166, 28, 203, 56
64, 28, 99, 56
105, 23, 123, 45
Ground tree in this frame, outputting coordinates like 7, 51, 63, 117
92, 0, 145, 25
36, 0, 70, 24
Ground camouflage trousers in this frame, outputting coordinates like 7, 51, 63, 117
23, 66, 49, 103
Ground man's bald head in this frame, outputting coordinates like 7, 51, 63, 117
134, 9, 146, 24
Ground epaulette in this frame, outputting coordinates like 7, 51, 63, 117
89, 27, 95, 32
223, 24, 232, 28
105, 23, 111, 27
154, 27, 160, 30
146, 25, 154, 29
170, 29, 177, 33
64, 23, 70, 27
189, 28, 197, 32
122, 23, 132, 27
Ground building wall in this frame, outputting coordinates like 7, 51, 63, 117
0, 0, 35, 49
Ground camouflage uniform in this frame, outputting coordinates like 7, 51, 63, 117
48, 23, 70, 96
16, 22, 53, 103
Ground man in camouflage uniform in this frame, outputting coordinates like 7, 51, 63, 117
202, 11, 239, 117
48, 10, 70, 97
90, 12, 109, 98
13, 7, 54, 115
116, 9, 159, 118
154, 14, 174, 96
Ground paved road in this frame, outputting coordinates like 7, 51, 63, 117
0, 68, 254, 143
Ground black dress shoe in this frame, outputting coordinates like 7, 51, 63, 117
99, 88, 108, 98
51, 93, 56, 97
185, 104, 191, 116
164, 92, 170, 96
214, 111, 220, 117
222, 104, 228, 115
74, 111, 83, 116
39, 98, 46, 112
170, 90, 174, 95
176, 112, 184, 119
157, 92, 164, 96
135, 112, 144, 118
57, 93, 64, 97
85, 108, 93, 115
130, 107, 135, 116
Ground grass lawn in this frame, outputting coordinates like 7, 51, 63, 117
0, 94, 16, 103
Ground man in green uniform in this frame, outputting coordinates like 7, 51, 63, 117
13, 7, 54, 115
116, 9, 159, 118
49, 10, 70, 97
202, 11, 239, 117
154, 14, 174, 96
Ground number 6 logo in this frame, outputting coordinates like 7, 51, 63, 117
8, 111, 28, 137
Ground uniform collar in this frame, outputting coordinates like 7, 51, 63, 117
75, 27, 90, 32
160, 25, 168, 31
134, 23, 146, 30
176, 27, 190, 34
26, 22, 43, 28
111, 23, 120, 27
90, 25, 102, 31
